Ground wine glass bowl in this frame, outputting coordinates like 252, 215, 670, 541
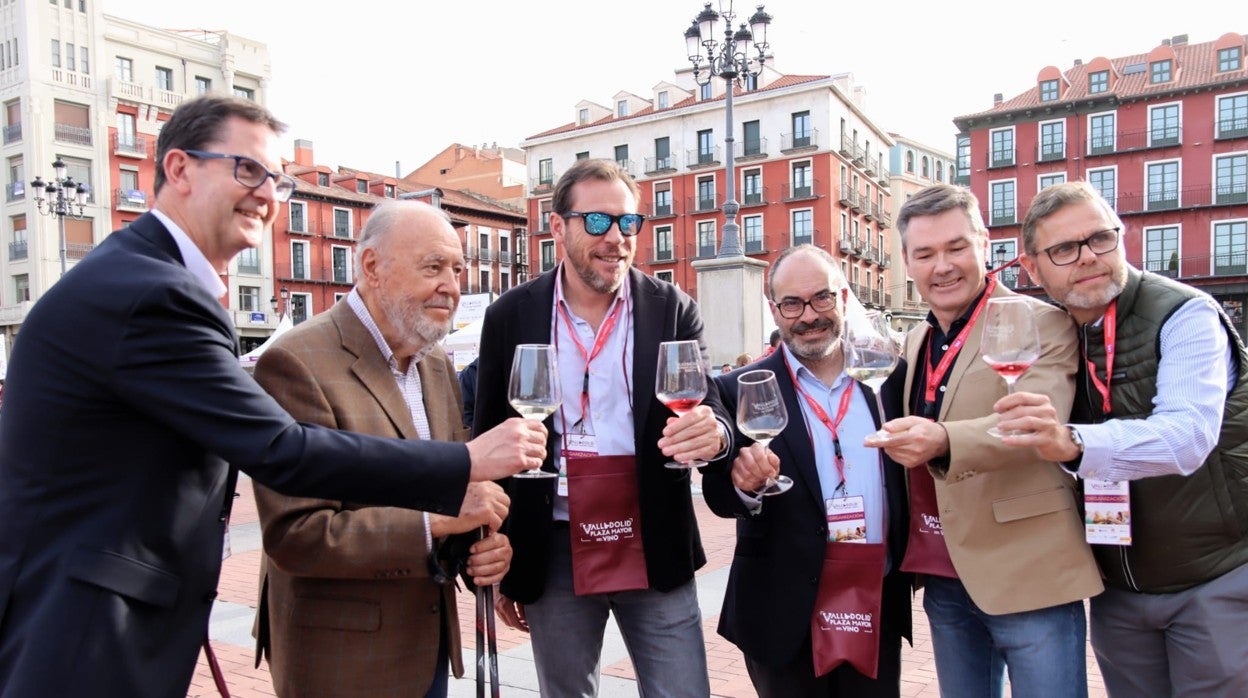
655, 340, 710, 470
845, 310, 899, 445
736, 369, 793, 496
508, 343, 561, 479
980, 297, 1041, 438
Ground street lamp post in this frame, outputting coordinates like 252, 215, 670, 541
684, 1, 771, 258
30, 159, 88, 276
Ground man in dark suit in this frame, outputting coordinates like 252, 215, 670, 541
703, 245, 912, 697
0, 96, 545, 698
252, 201, 512, 698
474, 158, 732, 697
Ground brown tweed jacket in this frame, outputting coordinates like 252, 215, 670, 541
252, 300, 468, 697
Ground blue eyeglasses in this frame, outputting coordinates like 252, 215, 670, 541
184, 149, 298, 202
561, 211, 645, 237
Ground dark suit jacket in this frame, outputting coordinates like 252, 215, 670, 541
0, 213, 472, 698
252, 301, 468, 697
702, 349, 913, 668
472, 267, 730, 603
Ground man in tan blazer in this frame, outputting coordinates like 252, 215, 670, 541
252, 200, 512, 698
871, 184, 1102, 698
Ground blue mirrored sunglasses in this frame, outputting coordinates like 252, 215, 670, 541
561, 211, 645, 236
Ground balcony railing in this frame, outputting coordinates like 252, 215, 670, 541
790, 228, 817, 247
8, 240, 27, 260
877, 164, 891, 185
839, 134, 855, 157
688, 194, 718, 213
113, 132, 148, 158
740, 186, 769, 207
645, 200, 678, 218
530, 175, 556, 193
986, 208, 1017, 227
1145, 258, 1181, 277
6, 181, 24, 201
644, 155, 676, 174
988, 150, 1015, 168
1115, 184, 1246, 214
114, 188, 149, 211
783, 180, 818, 202
781, 129, 819, 152
686, 146, 721, 168
1217, 116, 1248, 140
735, 138, 768, 159
67, 242, 95, 260
55, 123, 92, 146
1216, 184, 1248, 205
287, 217, 319, 235
2, 123, 20, 144
1038, 142, 1066, 162
1149, 125, 1181, 148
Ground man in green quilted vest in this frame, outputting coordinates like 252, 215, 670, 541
996, 181, 1248, 697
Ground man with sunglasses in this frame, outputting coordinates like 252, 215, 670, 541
0, 96, 546, 697
251, 201, 514, 698
995, 181, 1248, 697
473, 158, 732, 697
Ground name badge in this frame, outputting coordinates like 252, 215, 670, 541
560, 434, 599, 498
826, 495, 867, 543
1084, 478, 1131, 546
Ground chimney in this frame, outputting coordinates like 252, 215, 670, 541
293, 139, 314, 167
1172, 34, 1188, 46
1161, 38, 1171, 46
993, 93, 1003, 106
1073, 58, 1083, 66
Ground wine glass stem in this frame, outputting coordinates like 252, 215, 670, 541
874, 393, 887, 427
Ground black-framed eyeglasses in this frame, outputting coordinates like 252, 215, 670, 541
1039, 228, 1120, 266
774, 290, 838, 319
184, 149, 297, 202
561, 211, 645, 237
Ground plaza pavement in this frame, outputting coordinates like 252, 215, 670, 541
188, 474, 1107, 697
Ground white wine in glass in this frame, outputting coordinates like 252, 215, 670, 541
655, 340, 709, 470
845, 310, 900, 445
736, 369, 793, 496
980, 297, 1041, 438
508, 343, 561, 479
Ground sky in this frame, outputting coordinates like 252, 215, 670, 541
105, 0, 1238, 177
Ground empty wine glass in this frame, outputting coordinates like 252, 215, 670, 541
980, 297, 1041, 438
508, 343, 561, 479
655, 340, 709, 469
736, 369, 793, 496
845, 310, 900, 445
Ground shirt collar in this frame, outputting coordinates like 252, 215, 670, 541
779, 342, 849, 391
348, 288, 433, 372
924, 284, 989, 337
151, 208, 228, 298
553, 262, 631, 317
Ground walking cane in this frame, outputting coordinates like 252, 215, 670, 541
476, 525, 500, 698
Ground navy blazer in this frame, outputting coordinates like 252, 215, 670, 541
702, 349, 913, 667
472, 267, 731, 603
0, 213, 473, 697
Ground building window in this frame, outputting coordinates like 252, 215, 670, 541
65, 42, 75, 71
990, 128, 1015, 167
195, 76, 211, 95
990, 180, 1016, 226
233, 86, 255, 100
656, 270, 674, 284
355, 179, 367, 194
792, 209, 813, 246
317, 172, 329, 186
1088, 168, 1117, 209
291, 241, 308, 279
56, 154, 92, 201
697, 220, 716, 258
653, 184, 672, 216
614, 144, 629, 170
7, 156, 23, 202
921, 156, 929, 178
742, 168, 762, 205
791, 162, 811, 198
955, 137, 970, 182
575, 151, 589, 160
1146, 161, 1180, 210
1217, 94, 1248, 139
578, 108, 589, 125
499, 233, 511, 265
1089, 70, 1109, 94
905, 150, 915, 174
332, 246, 351, 284
1039, 79, 1059, 102
479, 268, 491, 294
653, 137, 670, 170
384, 184, 395, 198
8, 216, 26, 262
333, 208, 352, 237
697, 129, 714, 164
1039, 173, 1066, 190
617, 99, 628, 117
654, 225, 673, 261
1220, 47, 1243, 72
288, 200, 306, 232
1215, 154, 1248, 205
935, 159, 944, 182
1089, 112, 1116, 154
538, 158, 553, 186
50, 39, 60, 68
1145, 226, 1180, 276
657, 91, 669, 109
1150, 59, 1172, 84
238, 285, 260, 312
114, 56, 132, 82
539, 239, 556, 272
742, 120, 761, 156
539, 199, 553, 231
1149, 104, 1180, 147
743, 215, 763, 253
700, 82, 711, 100
290, 294, 310, 324
14, 273, 29, 302
237, 247, 260, 274
697, 176, 715, 211
1215, 221, 1248, 275
499, 269, 511, 292
155, 66, 173, 92
1039, 121, 1065, 161
791, 111, 811, 148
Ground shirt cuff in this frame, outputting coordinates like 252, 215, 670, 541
734, 486, 764, 514
713, 419, 733, 461
423, 511, 433, 553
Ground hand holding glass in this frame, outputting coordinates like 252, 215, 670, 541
508, 344, 560, 478
736, 369, 793, 496
845, 310, 900, 445
655, 340, 709, 469
980, 297, 1041, 438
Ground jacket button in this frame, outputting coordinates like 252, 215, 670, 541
809, 576, 818, 585
430, 604, 439, 614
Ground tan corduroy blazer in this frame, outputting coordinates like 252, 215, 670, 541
252, 300, 468, 698
903, 282, 1103, 615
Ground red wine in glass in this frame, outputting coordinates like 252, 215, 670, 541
655, 340, 709, 469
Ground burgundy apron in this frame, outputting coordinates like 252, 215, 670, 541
566, 454, 648, 596
810, 541, 887, 678
899, 467, 958, 578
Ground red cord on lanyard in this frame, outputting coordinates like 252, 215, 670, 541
783, 355, 856, 493
923, 277, 998, 404
1087, 301, 1116, 414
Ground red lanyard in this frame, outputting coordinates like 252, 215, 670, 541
1086, 301, 1116, 414
783, 354, 856, 492
553, 268, 630, 434
923, 277, 997, 404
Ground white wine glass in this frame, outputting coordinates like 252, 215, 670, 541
736, 369, 793, 496
980, 297, 1041, 438
655, 340, 709, 470
508, 343, 561, 479
845, 310, 900, 445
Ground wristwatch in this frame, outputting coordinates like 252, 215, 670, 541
1062, 426, 1084, 473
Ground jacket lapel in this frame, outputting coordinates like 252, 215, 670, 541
631, 270, 661, 435
763, 350, 824, 511
938, 283, 1009, 420
333, 303, 422, 441
902, 324, 929, 417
